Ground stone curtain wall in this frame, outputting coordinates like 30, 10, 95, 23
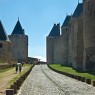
47, 0, 95, 71
0, 41, 11, 64
46, 37, 54, 64
83, 0, 95, 71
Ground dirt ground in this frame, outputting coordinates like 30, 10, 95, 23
0, 66, 26, 95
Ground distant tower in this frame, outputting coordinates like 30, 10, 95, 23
9, 19, 28, 62
83, 0, 95, 71
0, 20, 11, 64
46, 24, 60, 64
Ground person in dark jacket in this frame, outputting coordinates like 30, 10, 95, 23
16, 63, 18, 73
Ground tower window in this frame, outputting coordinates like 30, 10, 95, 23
0, 43, 2, 48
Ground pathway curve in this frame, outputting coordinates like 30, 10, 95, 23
18, 65, 95, 95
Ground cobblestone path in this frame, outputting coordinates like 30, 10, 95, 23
17, 65, 95, 95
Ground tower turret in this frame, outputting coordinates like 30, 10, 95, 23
9, 19, 28, 62
46, 24, 60, 64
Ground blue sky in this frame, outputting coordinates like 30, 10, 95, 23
0, 0, 82, 61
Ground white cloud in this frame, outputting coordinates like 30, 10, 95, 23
34, 56, 46, 62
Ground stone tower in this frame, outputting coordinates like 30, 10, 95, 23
61, 15, 71, 66
46, 24, 60, 64
0, 20, 11, 64
83, 0, 95, 71
9, 19, 28, 62
71, 3, 84, 71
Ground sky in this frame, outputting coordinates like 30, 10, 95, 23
0, 0, 82, 61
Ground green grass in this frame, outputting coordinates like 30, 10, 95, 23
8, 64, 33, 87
49, 64, 95, 80
0, 67, 14, 73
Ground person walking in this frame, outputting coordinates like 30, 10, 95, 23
15, 62, 22, 73
15, 63, 18, 73
19, 63, 22, 73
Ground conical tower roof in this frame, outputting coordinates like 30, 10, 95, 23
48, 24, 60, 37
0, 20, 9, 41
72, 3, 83, 18
12, 19, 24, 35
61, 15, 71, 27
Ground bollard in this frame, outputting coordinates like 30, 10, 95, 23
81, 77, 85, 82
71, 74, 74, 78
66, 73, 70, 77
92, 81, 95, 86
10, 84, 17, 94
16, 80, 21, 89
68, 74, 72, 77
19, 77, 24, 83
74, 75, 77, 79
85, 79, 91, 84
6, 89, 14, 95
77, 76, 81, 81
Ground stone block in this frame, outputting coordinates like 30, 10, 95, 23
92, 81, 95, 86
77, 76, 81, 81
6, 89, 14, 95
85, 79, 91, 84
74, 75, 77, 79
81, 77, 85, 82
10, 84, 17, 94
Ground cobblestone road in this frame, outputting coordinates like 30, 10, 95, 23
17, 65, 95, 95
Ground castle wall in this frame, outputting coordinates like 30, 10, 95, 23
54, 36, 62, 64
71, 18, 78, 69
0, 41, 11, 64
71, 15, 84, 71
60, 27, 69, 65
68, 27, 73, 66
46, 1, 95, 71
76, 15, 84, 71
83, 0, 95, 71
9, 34, 28, 62
46, 36, 54, 64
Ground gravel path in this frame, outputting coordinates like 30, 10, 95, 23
17, 65, 95, 95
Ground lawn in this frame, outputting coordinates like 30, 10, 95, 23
49, 64, 95, 80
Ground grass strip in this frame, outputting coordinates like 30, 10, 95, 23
8, 64, 33, 87
49, 64, 95, 80
0, 67, 14, 73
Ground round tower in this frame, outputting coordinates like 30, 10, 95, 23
83, 0, 95, 71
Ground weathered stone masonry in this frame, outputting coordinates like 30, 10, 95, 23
46, 0, 95, 71
9, 19, 28, 62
